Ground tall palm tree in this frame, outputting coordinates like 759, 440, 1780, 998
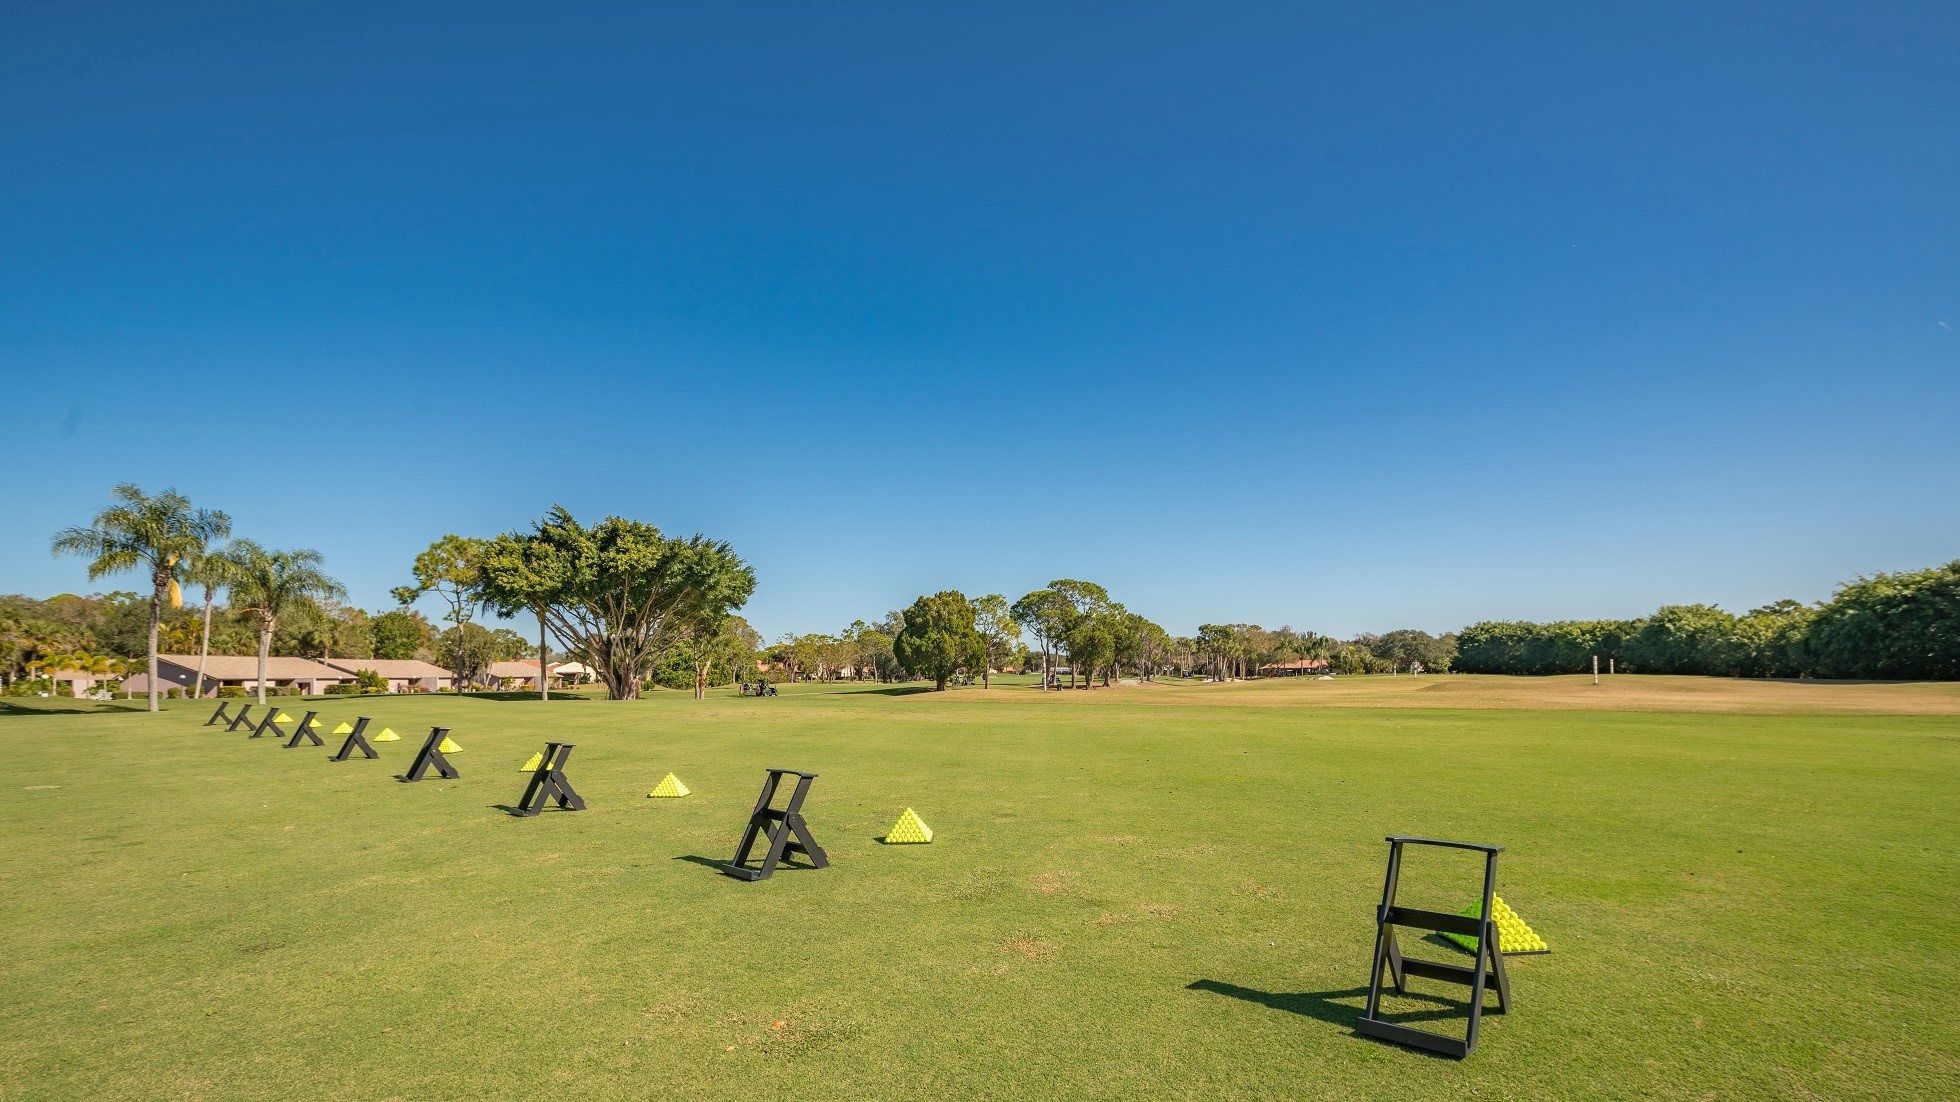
182, 545, 243, 700
27, 652, 68, 695
223, 540, 345, 705
51, 485, 231, 713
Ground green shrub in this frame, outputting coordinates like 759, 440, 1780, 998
324, 684, 357, 695
352, 668, 389, 694
216, 685, 247, 698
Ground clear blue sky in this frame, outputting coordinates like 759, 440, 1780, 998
3, 2, 1955, 641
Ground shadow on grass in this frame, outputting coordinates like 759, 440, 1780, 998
1186, 981, 1373, 1028
856, 686, 936, 697
447, 692, 590, 703
0, 700, 154, 716
1188, 980, 1469, 1024
1188, 980, 1475, 1058
673, 855, 727, 869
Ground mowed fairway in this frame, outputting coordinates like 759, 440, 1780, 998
3, 677, 1956, 1101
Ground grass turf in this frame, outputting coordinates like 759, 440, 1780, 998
2, 676, 1956, 1100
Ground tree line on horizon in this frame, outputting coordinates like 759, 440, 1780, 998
15, 486, 1958, 705
1455, 560, 1960, 681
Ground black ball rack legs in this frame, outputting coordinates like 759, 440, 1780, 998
282, 711, 324, 749
330, 717, 378, 761
400, 727, 459, 782
509, 742, 585, 816
720, 768, 829, 881
1357, 835, 1512, 1059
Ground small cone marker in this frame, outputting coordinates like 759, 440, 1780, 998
647, 773, 690, 798
372, 727, 402, 742
520, 752, 544, 773
884, 807, 934, 844
274, 712, 294, 724
1443, 894, 1549, 955
331, 721, 354, 735
437, 736, 463, 754
308, 717, 323, 728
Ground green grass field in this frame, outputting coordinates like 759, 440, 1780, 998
3, 676, 1956, 1100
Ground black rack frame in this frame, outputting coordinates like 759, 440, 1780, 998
509, 742, 586, 816
329, 717, 377, 762
1356, 835, 1511, 1059
400, 727, 459, 782
720, 768, 829, 881
282, 710, 324, 748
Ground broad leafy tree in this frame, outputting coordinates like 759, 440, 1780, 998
1012, 587, 1074, 690
50, 485, 230, 711
371, 608, 437, 660
893, 590, 986, 691
393, 534, 489, 689
475, 508, 755, 700
971, 593, 1020, 689
223, 541, 345, 704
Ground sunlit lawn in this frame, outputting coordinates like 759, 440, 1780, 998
2, 675, 1955, 1100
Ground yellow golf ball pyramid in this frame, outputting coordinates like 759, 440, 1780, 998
1443, 894, 1548, 955
647, 773, 690, 798
372, 727, 402, 742
520, 752, 544, 772
883, 807, 934, 844
436, 736, 463, 754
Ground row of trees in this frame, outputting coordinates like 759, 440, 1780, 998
1456, 560, 1960, 680
0, 592, 533, 684
45, 485, 348, 710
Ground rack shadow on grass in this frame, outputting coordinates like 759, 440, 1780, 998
1187, 980, 1468, 1031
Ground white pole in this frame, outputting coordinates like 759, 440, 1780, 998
1592, 655, 1599, 685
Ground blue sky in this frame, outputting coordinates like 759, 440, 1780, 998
3, 2, 1955, 641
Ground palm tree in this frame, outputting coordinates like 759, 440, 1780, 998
182, 545, 242, 700
27, 652, 68, 695
223, 540, 345, 705
51, 485, 231, 713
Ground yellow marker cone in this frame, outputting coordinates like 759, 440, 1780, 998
1444, 894, 1549, 954
437, 736, 463, 754
331, 722, 354, 735
647, 773, 690, 798
308, 717, 323, 728
372, 727, 402, 742
520, 752, 544, 772
274, 712, 294, 724
884, 807, 934, 844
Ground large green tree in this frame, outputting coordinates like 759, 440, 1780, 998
894, 590, 986, 691
223, 541, 345, 704
50, 485, 230, 711
971, 593, 1020, 689
1806, 561, 1960, 680
370, 608, 437, 660
474, 508, 755, 700
393, 534, 489, 689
